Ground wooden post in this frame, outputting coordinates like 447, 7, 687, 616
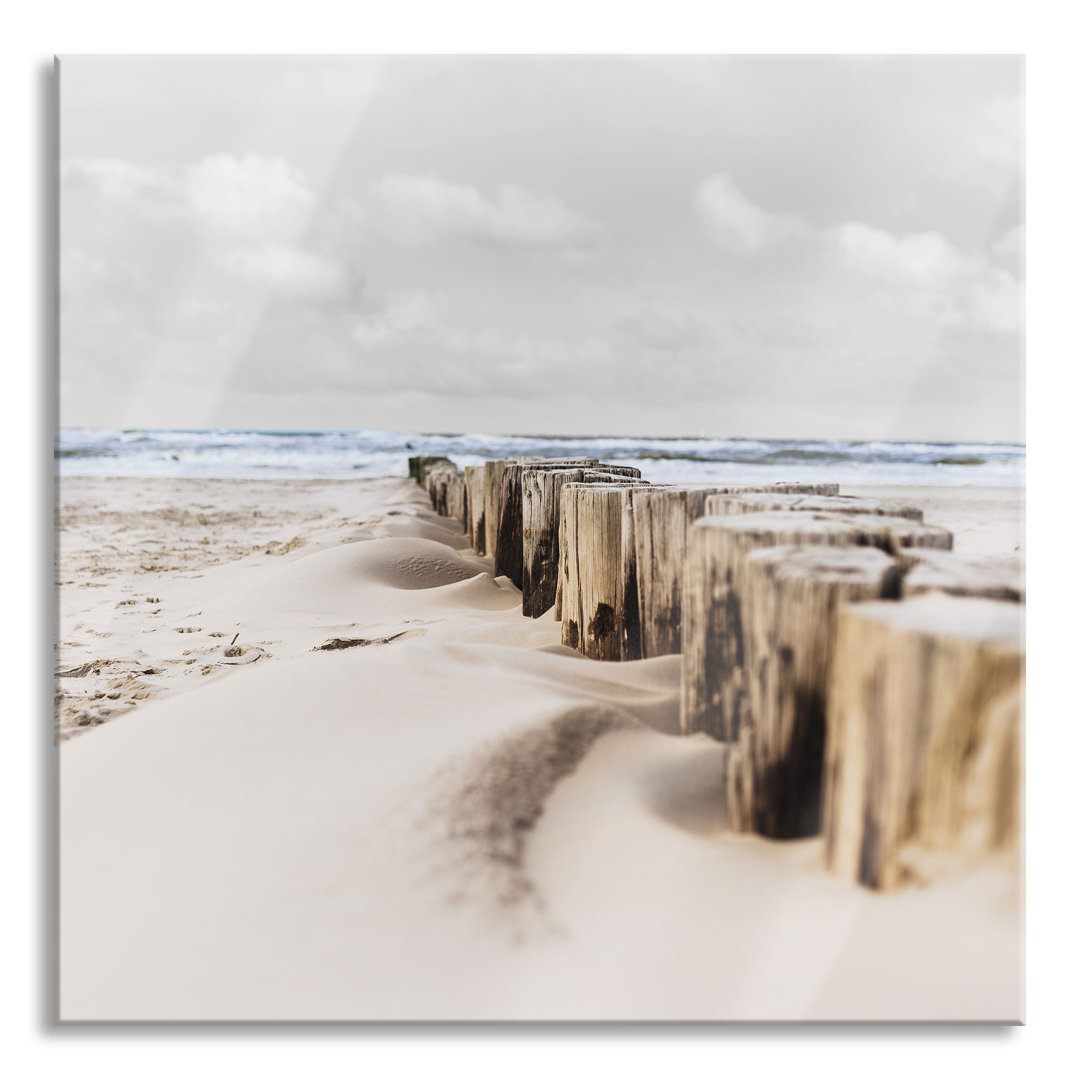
572, 485, 623, 660
521, 468, 586, 617
408, 455, 454, 485
704, 492, 924, 521
823, 594, 1024, 890
447, 470, 465, 526
899, 550, 1025, 603
520, 466, 641, 619
631, 483, 852, 660
580, 465, 642, 480
426, 466, 464, 521
558, 482, 646, 660
737, 544, 901, 838
482, 460, 509, 559
425, 467, 449, 514
631, 487, 716, 659
493, 459, 597, 588
681, 511, 953, 740
464, 465, 486, 552
619, 485, 650, 660
556, 481, 580, 639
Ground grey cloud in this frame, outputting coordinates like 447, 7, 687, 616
358, 174, 601, 250
60, 56, 1024, 441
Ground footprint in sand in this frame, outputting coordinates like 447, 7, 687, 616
175, 627, 202, 633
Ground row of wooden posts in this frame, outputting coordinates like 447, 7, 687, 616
409, 454, 1025, 892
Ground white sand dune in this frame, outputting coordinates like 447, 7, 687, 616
57, 476, 1023, 1021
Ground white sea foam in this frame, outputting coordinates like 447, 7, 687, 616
55, 428, 1026, 487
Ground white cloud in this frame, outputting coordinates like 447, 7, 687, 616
221, 244, 346, 299
832, 223, 966, 287
63, 153, 317, 242
831, 222, 1022, 333
362, 174, 600, 249
696, 173, 802, 253
184, 155, 314, 239
694, 173, 1023, 337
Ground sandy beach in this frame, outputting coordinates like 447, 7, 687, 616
56, 474, 1024, 1021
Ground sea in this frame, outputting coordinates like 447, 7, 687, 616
55, 429, 1025, 488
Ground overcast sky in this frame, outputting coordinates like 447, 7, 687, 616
59, 55, 1023, 441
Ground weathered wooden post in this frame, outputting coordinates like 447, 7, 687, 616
580, 465, 642, 480
425, 467, 447, 514
823, 594, 1024, 890
619, 485, 654, 660
481, 460, 510, 558
521, 468, 586, 617
426, 465, 465, 521
899, 549, 1025, 603
631, 483, 848, 660
559, 481, 648, 660
447, 470, 465, 526
737, 544, 901, 838
704, 492, 925, 521
493, 459, 597, 588
631, 487, 716, 659
569, 484, 624, 660
681, 511, 953, 740
464, 465, 486, 551
409, 455, 454, 486
556, 481, 579, 635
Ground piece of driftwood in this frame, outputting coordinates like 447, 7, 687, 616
735, 544, 901, 838
822, 594, 1024, 890
681, 511, 953, 740
493, 459, 596, 587
464, 465, 486, 551
898, 549, 1025, 603
630, 483, 853, 660
704, 492, 924, 521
